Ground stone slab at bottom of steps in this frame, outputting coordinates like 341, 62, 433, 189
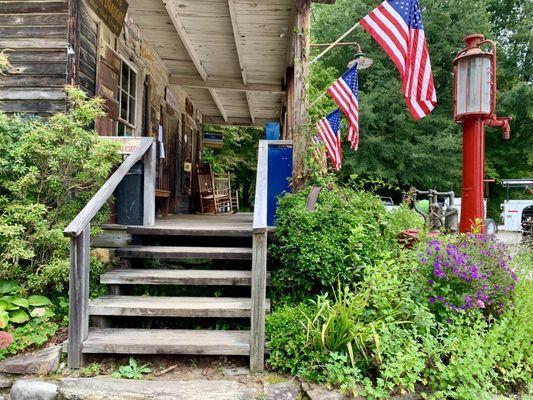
57, 378, 260, 400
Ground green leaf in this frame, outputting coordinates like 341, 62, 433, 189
0, 311, 9, 329
0, 280, 19, 294
0, 301, 9, 312
28, 295, 52, 307
9, 309, 30, 324
1, 296, 29, 309
0, 297, 20, 311
111, 371, 122, 378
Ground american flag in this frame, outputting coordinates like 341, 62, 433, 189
360, 0, 437, 119
316, 109, 342, 171
327, 63, 360, 150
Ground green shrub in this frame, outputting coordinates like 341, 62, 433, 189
0, 317, 58, 360
271, 186, 396, 300
0, 87, 120, 294
384, 202, 425, 237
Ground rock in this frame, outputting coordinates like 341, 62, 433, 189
10, 380, 58, 400
0, 346, 61, 375
0, 374, 13, 388
264, 381, 302, 400
222, 367, 250, 376
58, 378, 260, 400
91, 248, 111, 263
301, 382, 362, 400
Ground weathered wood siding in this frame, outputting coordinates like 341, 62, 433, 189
0, 0, 69, 115
78, 2, 98, 96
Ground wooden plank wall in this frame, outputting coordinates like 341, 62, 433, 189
0, 0, 69, 115
78, 2, 97, 96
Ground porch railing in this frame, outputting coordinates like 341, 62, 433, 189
63, 136, 156, 368
250, 139, 293, 372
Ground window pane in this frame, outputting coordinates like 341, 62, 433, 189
120, 91, 128, 120
129, 99, 136, 124
117, 122, 125, 137
130, 70, 137, 98
121, 62, 129, 92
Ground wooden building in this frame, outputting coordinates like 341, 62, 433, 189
0, 0, 334, 372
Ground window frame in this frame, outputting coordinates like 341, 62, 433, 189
117, 57, 138, 136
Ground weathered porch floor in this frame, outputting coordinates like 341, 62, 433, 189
127, 212, 253, 237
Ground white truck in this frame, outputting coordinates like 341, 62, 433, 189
500, 179, 533, 232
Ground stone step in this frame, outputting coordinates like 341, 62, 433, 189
115, 245, 253, 260
77, 328, 251, 355
89, 295, 270, 318
101, 269, 270, 286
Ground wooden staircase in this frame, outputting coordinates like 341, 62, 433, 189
81, 226, 270, 359
63, 138, 290, 373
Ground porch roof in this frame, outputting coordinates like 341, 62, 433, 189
128, 0, 295, 127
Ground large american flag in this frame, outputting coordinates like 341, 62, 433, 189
316, 109, 342, 171
327, 63, 360, 150
360, 0, 437, 119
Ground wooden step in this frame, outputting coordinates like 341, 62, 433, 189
77, 328, 251, 355
101, 269, 270, 286
115, 246, 253, 260
89, 295, 270, 318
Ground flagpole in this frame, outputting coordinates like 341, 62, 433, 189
310, 22, 360, 65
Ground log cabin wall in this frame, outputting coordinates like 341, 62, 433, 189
0, 0, 70, 115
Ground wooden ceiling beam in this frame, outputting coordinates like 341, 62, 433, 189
227, 0, 248, 86
169, 76, 284, 93
209, 89, 228, 123
164, 0, 209, 81
203, 116, 275, 127
246, 92, 255, 124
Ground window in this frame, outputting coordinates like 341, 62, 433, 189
117, 59, 137, 136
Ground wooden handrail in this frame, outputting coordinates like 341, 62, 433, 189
64, 137, 154, 237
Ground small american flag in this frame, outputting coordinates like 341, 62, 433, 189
316, 109, 342, 171
327, 63, 360, 150
360, 0, 437, 119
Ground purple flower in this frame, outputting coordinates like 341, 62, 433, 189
429, 297, 436, 304
427, 279, 434, 285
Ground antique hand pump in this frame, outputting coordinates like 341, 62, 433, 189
453, 34, 511, 233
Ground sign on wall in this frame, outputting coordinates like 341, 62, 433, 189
86, 0, 129, 36
203, 132, 224, 148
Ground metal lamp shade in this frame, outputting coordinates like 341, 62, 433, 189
454, 54, 492, 119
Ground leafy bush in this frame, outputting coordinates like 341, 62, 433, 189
0, 280, 54, 329
0, 318, 58, 360
0, 87, 120, 294
267, 226, 532, 399
272, 186, 397, 300
384, 202, 425, 236
417, 233, 517, 315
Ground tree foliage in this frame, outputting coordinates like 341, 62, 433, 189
310, 0, 532, 217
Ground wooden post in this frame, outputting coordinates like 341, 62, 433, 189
68, 223, 90, 369
291, 0, 311, 190
250, 230, 268, 373
66, 0, 79, 86
143, 140, 156, 226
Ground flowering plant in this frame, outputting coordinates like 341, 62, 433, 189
417, 233, 517, 315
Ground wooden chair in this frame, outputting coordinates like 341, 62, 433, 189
214, 173, 232, 213
197, 164, 216, 214
231, 189, 240, 212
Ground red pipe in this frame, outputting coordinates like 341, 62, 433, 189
460, 117, 486, 233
